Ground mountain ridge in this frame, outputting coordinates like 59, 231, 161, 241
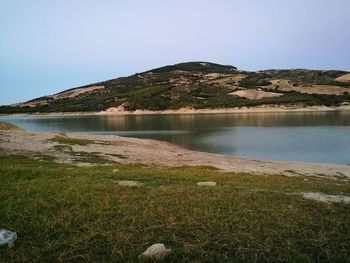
1, 62, 350, 113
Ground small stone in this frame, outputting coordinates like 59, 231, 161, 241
139, 243, 171, 260
74, 163, 95, 167
112, 168, 119, 173
197, 181, 217, 187
102, 163, 113, 166
118, 180, 143, 187
302, 192, 350, 204
303, 179, 308, 181
0, 229, 17, 248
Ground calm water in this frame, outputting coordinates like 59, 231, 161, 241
1, 111, 350, 164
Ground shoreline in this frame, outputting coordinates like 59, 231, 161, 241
1, 127, 349, 179
1, 105, 350, 117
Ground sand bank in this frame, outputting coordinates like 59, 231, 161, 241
1, 105, 350, 117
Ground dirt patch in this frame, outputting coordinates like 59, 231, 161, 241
230, 89, 283, 100
0, 122, 22, 130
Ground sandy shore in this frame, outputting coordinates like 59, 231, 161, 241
99, 105, 350, 115
1, 105, 350, 117
1, 128, 349, 179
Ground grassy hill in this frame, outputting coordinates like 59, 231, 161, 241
1, 62, 350, 113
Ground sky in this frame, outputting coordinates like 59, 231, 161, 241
1, 0, 350, 105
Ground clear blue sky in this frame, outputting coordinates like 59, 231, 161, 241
1, 0, 350, 105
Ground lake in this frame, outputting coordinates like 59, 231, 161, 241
1, 111, 350, 164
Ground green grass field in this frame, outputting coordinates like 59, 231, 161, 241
0, 156, 349, 262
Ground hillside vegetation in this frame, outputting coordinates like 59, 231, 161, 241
1, 62, 350, 113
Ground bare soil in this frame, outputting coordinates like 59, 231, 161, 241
229, 89, 283, 100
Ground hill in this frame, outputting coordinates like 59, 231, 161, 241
1, 62, 350, 113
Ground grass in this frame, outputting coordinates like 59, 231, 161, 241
72, 151, 115, 164
50, 135, 93, 146
0, 155, 350, 262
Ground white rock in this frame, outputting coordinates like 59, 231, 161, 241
0, 229, 17, 248
139, 243, 171, 259
118, 180, 143, 187
302, 192, 350, 204
197, 181, 217, 187
74, 163, 95, 167
112, 168, 119, 173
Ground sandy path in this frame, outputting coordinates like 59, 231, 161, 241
1, 129, 349, 179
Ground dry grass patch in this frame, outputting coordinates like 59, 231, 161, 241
268, 79, 350, 95
230, 89, 284, 100
50, 135, 94, 146
335, 73, 350, 83
207, 74, 247, 85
